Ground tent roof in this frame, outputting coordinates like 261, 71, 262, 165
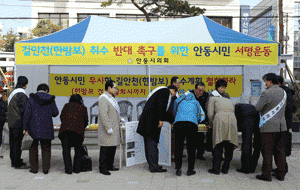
21, 15, 276, 44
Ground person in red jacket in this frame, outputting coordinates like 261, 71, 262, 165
59, 94, 88, 174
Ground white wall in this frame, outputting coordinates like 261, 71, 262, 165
31, 0, 240, 32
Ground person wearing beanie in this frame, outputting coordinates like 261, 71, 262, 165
7, 76, 30, 169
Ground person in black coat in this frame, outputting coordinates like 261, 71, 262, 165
273, 76, 295, 174
8, 76, 29, 169
0, 87, 7, 159
187, 82, 211, 160
235, 103, 261, 174
23, 83, 59, 174
137, 85, 177, 173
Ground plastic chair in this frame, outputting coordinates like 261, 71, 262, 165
136, 100, 146, 121
118, 100, 133, 122
90, 101, 98, 124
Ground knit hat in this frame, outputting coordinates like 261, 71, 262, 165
16, 76, 28, 87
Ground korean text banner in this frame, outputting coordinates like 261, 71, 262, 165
50, 74, 242, 97
16, 43, 278, 65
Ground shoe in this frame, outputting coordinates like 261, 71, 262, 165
250, 169, 256, 173
73, 171, 80, 174
15, 164, 30, 169
256, 175, 272, 182
29, 170, 38, 174
274, 175, 284, 181
176, 169, 181, 176
236, 168, 250, 174
150, 168, 167, 173
108, 167, 119, 171
187, 170, 196, 176
208, 169, 220, 175
100, 170, 111, 175
0, 156, 3, 159
221, 169, 228, 174
65, 171, 72, 174
43, 170, 49, 174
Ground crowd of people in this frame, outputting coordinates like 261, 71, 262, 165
0, 73, 293, 182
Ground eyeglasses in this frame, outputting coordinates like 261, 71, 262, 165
112, 87, 118, 90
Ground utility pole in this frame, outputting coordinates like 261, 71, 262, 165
279, 0, 284, 77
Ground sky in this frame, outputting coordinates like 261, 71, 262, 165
0, 0, 261, 36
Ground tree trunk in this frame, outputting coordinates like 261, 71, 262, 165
131, 0, 151, 22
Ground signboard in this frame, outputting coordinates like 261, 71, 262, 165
125, 121, 146, 167
50, 74, 243, 97
240, 5, 250, 36
125, 121, 171, 167
16, 43, 278, 65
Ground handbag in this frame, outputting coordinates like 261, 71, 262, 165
22, 132, 33, 150
80, 146, 92, 172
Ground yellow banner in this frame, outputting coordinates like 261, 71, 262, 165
16, 43, 278, 65
50, 74, 242, 97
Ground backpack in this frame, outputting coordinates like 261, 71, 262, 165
80, 146, 92, 172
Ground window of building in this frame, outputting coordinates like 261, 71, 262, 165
295, 42, 299, 47
38, 13, 69, 29
249, 10, 272, 41
295, 62, 298, 68
295, 47, 299, 52
207, 16, 232, 29
295, 57, 299, 62
116, 14, 159, 22
77, 13, 109, 23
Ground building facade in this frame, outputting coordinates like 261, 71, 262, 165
249, 0, 295, 79
31, 0, 240, 32
294, 1, 300, 78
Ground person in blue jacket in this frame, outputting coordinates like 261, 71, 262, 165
173, 93, 205, 177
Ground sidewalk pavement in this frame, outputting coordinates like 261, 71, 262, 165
0, 145, 299, 190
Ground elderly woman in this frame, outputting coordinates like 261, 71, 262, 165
59, 94, 88, 174
173, 92, 205, 176
207, 95, 238, 175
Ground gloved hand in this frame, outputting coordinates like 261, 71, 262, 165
120, 118, 126, 125
107, 128, 113, 134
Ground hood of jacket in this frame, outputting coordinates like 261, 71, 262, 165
280, 85, 295, 96
30, 92, 55, 106
179, 92, 196, 101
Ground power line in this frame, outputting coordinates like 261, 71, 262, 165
1, 16, 300, 20
0, 3, 297, 11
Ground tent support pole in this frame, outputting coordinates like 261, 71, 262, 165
148, 65, 151, 94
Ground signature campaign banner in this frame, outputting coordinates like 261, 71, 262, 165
16, 43, 278, 65
50, 74, 242, 97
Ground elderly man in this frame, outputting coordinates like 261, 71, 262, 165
98, 80, 121, 176
255, 73, 287, 182
8, 76, 30, 169
137, 85, 178, 173
185, 82, 211, 160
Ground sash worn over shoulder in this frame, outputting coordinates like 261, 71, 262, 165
146, 86, 171, 111
211, 90, 222, 97
259, 90, 287, 128
8, 88, 28, 105
99, 93, 120, 115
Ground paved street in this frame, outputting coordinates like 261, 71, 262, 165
0, 144, 300, 190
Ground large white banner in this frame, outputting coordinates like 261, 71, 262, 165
125, 121, 171, 167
